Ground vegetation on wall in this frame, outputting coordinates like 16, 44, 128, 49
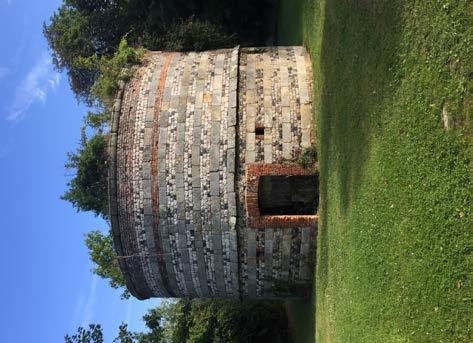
73, 38, 145, 107
297, 145, 318, 169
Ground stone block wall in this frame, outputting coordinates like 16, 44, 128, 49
109, 46, 316, 299
110, 48, 239, 298
236, 47, 316, 298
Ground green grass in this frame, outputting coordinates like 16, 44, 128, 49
279, 0, 472, 342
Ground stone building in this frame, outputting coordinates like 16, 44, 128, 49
108, 46, 318, 299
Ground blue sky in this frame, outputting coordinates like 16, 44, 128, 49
0, 1, 161, 341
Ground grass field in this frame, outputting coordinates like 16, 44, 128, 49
279, 0, 472, 342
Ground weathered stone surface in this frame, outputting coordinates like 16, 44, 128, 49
110, 46, 315, 300
236, 47, 316, 297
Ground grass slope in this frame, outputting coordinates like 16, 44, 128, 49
279, 0, 472, 342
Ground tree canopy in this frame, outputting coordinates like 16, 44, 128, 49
62, 130, 109, 218
167, 299, 291, 343
60, 36, 143, 222
66, 299, 291, 343
65, 324, 104, 343
43, 0, 272, 103
84, 230, 130, 298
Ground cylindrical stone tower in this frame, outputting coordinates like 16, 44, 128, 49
109, 46, 317, 300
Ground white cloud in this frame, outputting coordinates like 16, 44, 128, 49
80, 274, 98, 326
124, 301, 134, 325
69, 293, 85, 331
7, 52, 60, 121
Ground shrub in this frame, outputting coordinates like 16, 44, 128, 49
297, 145, 318, 169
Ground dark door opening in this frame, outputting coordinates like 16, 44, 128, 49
258, 175, 318, 215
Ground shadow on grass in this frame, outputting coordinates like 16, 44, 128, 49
285, 295, 316, 343
319, 0, 403, 213
277, 0, 305, 45
316, 0, 403, 293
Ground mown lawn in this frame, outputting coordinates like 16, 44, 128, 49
279, 0, 472, 342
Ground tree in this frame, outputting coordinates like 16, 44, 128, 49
43, 1, 131, 103
65, 323, 141, 343
43, 1, 236, 103
66, 299, 291, 343
72, 37, 144, 106
150, 299, 291, 343
134, 308, 166, 343
65, 324, 104, 343
113, 324, 136, 343
85, 230, 130, 299
142, 17, 234, 54
60, 37, 143, 222
62, 130, 109, 218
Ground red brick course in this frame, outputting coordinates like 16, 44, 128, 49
245, 163, 319, 228
150, 53, 174, 294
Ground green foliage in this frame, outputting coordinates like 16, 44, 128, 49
166, 299, 291, 343
65, 324, 104, 343
297, 145, 318, 169
43, 0, 136, 103
65, 323, 144, 343
84, 111, 110, 131
43, 0, 271, 103
60, 38, 142, 220
73, 38, 144, 106
43, 5, 100, 101
284, 299, 315, 343
113, 324, 135, 343
85, 230, 130, 299
62, 131, 109, 218
134, 307, 166, 343
66, 299, 291, 343
143, 18, 235, 53
61, 43, 141, 292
